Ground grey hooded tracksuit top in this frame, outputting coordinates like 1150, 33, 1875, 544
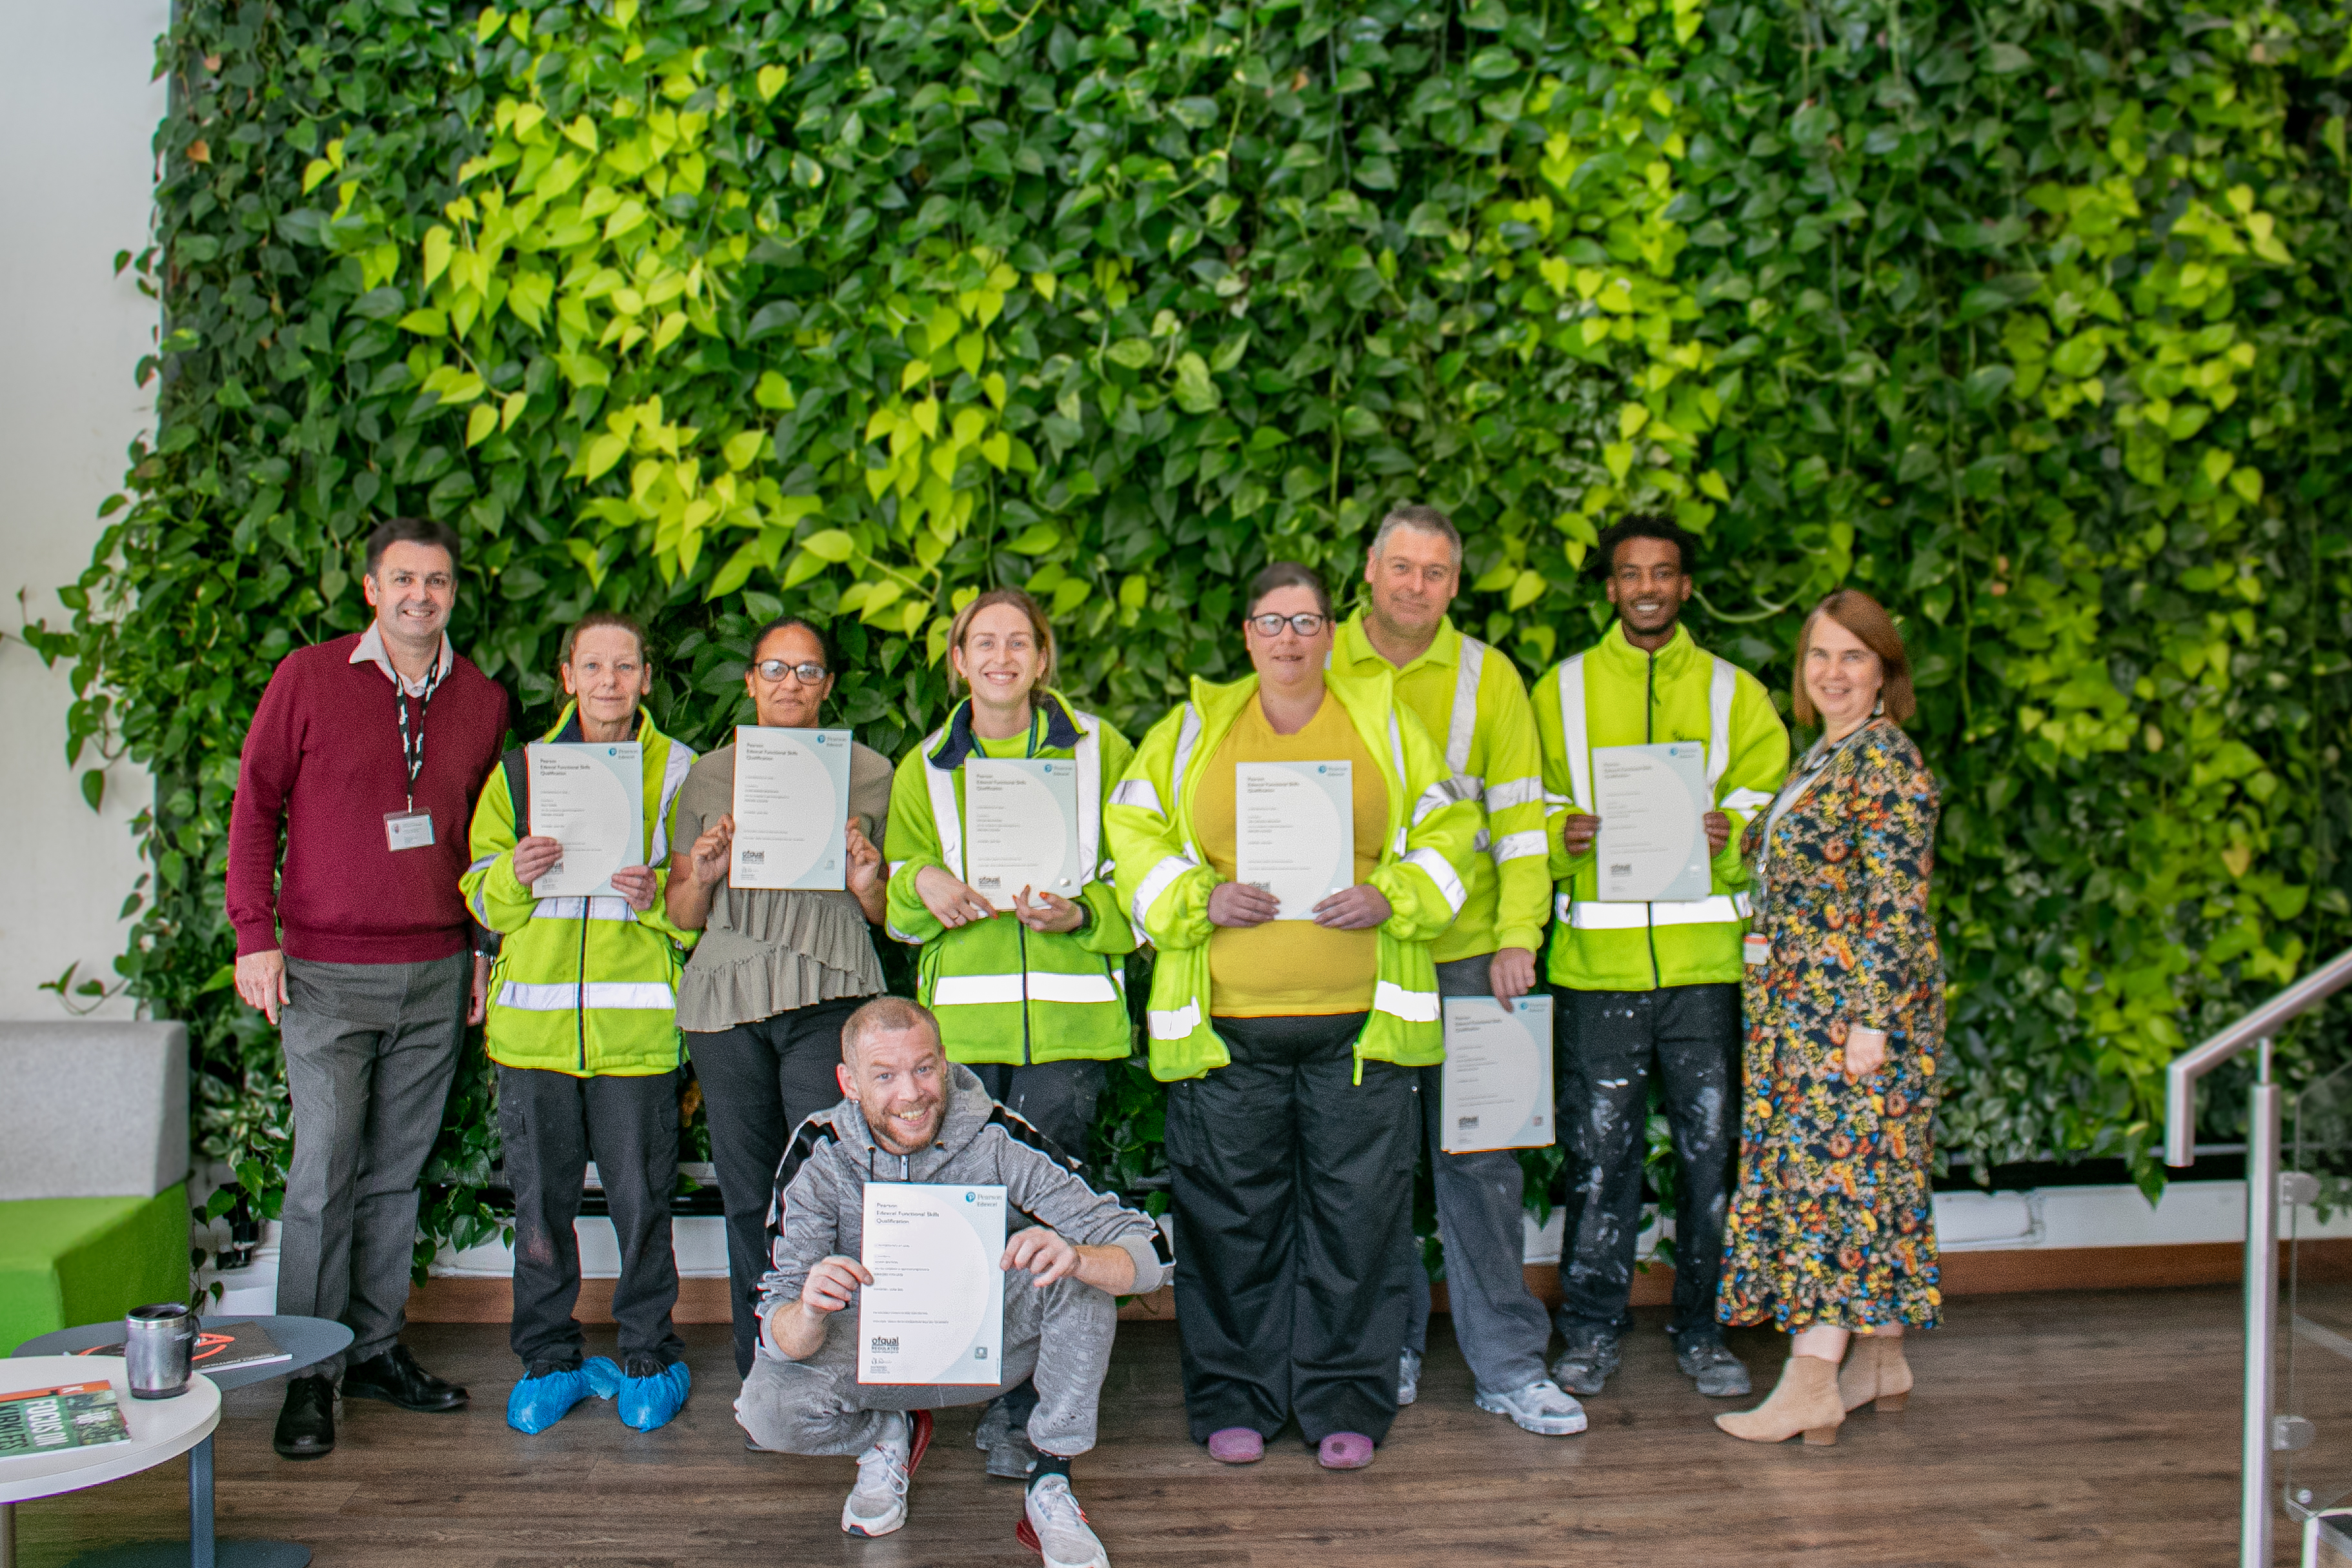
756, 1062, 1172, 1323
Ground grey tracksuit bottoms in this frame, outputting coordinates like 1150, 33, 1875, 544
734, 1271, 1116, 1459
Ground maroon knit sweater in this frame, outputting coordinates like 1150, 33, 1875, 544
227, 632, 510, 963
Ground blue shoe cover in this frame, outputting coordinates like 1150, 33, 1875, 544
616, 1361, 691, 1432
581, 1356, 624, 1400
506, 1366, 598, 1434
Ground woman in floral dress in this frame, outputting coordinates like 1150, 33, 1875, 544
1714, 588, 1944, 1447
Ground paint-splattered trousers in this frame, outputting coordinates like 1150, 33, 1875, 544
1553, 983, 1741, 1342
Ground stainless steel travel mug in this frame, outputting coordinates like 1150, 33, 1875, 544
124, 1302, 199, 1399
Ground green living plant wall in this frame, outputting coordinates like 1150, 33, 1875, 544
29, 0, 2352, 1265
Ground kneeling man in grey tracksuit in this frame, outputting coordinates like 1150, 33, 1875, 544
736, 995, 1171, 1568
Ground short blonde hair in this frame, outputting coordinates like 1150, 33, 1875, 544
1793, 588, 1915, 727
945, 588, 1056, 695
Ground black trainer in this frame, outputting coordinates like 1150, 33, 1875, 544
1674, 1334, 1753, 1398
340, 1343, 468, 1412
273, 1374, 336, 1459
1550, 1325, 1622, 1397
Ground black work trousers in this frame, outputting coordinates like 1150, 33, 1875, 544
969, 1058, 1106, 1167
497, 1065, 685, 1372
1554, 983, 1741, 1340
1165, 1012, 1419, 1446
687, 994, 868, 1376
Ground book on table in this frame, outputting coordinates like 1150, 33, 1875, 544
0, 1380, 131, 1457
74, 1319, 292, 1375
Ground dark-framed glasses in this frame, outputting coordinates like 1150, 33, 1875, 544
1247, 612, 1329, 637
754, 658, 830, 684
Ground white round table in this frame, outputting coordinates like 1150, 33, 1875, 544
0, 1357, 219, 1568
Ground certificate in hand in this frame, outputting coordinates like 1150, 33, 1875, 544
1593, 741, 1713, 902
964, 758, 1084, 910
1440, 995, 1555, 1154
1235, 760, 1354, 920
730, 727, 854, 890
857, 1181, 1008, 1386
526, 741, 644, 899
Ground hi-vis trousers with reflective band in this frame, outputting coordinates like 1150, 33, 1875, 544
1549, 650, 1773, 934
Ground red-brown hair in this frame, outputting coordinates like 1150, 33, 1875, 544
1792, 588, 1915, 727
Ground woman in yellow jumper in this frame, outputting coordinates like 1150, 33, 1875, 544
1107, 561, 1480, 1472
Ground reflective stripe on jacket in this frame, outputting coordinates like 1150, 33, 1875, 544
1105, 667, 1482, 1082
461, 705, 698, 1076
1534, 622, 1789, 991
883, 691, 1138, 1066
1331, 612, 1551, 963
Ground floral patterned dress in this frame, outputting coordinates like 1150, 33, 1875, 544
1717, 718, 1945, 1334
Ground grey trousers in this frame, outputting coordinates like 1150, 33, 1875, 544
1404, 956, 1556, 1394
734, 1271, 1116, 1459
276, 953, 469, 1378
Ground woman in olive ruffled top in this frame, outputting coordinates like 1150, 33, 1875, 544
665, 614, 893, 1376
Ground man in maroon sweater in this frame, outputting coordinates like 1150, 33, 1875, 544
228, 516, 510, 1459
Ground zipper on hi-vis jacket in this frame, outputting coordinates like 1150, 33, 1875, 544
576, 914, 590, 1072
1019, 921, 1033, 1065
1644, 650, 1662, 990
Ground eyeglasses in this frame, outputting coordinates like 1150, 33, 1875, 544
1246, 612, 1329, 638
754, 659, 830, 685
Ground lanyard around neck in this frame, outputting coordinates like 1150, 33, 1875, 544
393, 653, 447, 812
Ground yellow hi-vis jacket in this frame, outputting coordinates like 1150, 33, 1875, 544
1535, 621, 1789, 992
883, 690, 1139, 1066
462, 704, 699, 1076
1331, 611, 1553, 963
1105, 668, 1483, 1081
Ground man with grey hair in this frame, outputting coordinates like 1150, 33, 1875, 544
737, 996, 1169, 1568
1329, 502, 1582, 1438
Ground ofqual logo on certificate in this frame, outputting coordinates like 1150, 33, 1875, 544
857, 1181, 1007, 1386
526, 741, 644, 899
1440, 995, 1555, 1154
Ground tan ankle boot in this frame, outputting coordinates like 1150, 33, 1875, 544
1839, 1334, 1912, 1413
1715, 1354, 1845, 1445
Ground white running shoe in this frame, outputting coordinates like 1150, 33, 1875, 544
1397, 1348, 1422, 1407
1019, 1474, 1110, 1568
1474, 1378, 1589, 1436
842, 1411, 929, 1537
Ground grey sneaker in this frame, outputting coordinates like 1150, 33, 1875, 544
1550, 1327, 1621, 1397
975, 1397, 1010, 1454
1474, 1378, 1588, 1436
1675, 1336, 1752, 1398
987, 1425, 1040, 1479
1396, 1348, 1422, 1407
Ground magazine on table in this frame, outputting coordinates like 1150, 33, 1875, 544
0, 1380, 131, 1457
74, 1319, 292, 1374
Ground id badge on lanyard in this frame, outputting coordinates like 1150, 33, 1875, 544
387, 659, 445, 852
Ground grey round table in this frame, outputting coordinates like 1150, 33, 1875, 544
13, 1315, 352, 1568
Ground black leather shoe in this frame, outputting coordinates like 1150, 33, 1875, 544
340, 1343, 469, 1412
273, 1374, 336, 1459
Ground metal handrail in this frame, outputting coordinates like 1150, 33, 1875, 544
2160, 943, 2352, 1568
2166, 945, 2352, 1168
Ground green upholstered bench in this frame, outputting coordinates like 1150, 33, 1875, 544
0, 1022, 190, 1354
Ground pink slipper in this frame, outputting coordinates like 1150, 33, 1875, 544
1317, 1432, 1374, 1469
1207, 1427, 1265, 1464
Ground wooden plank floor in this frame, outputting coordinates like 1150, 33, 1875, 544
13, 1286, 2262, 1567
